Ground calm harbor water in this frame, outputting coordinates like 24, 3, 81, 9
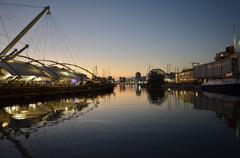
0, 85, 240, 158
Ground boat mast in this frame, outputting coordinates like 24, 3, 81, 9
0, 6, 50, 58
233, 24, 237, 53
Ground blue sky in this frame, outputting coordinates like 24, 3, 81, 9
1, 0, 240, 77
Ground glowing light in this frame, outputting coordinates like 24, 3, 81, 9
195, 92, 198, 97
13, 113, 26, 120
71, 79, 78, 85
12, 106, 16, 111
35, 77, 42, 81
6, 105, 20, 113
25, 75, 36, 81
3, 73, 11, 79
29, 104, 36, 109
61, 71, 69, 76
225, 73, 233, 77
2, 122, 9, 128
4, 107, 11, 113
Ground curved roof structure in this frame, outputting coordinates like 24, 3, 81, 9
0, 5, 92, 85
0, 56, 92, 83
0, 61, 88, 79
47, 66, 79, 79
60, 63, 95, 77
36, 59, 92, 78
0, 58, 89, 82
0, 60, 51, 79
148, 69, 165, 76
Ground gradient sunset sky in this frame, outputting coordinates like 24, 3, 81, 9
1, 0, 240, 78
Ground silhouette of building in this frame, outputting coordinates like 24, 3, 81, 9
135, 72, 142, 84
119, 77, 126, 83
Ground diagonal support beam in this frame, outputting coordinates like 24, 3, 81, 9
0, 6, 50, 57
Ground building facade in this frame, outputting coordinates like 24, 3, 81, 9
176, 45, 240, 83
176, 68, 194, 83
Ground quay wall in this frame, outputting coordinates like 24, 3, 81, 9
0, 84, 115, 103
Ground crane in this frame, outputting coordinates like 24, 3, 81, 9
190, 62, 199, 68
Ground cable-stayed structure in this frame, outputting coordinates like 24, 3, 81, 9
0, 3, 114, 97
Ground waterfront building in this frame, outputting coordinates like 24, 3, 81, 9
177, 45, 240, 83
107, 76, 115, 83
175, 68, 195, 83
119, 77, 126, 83
141, 76, 147, 83
194, 45, 239, 82
135, 72, 142, 84
165, 72, 176, 82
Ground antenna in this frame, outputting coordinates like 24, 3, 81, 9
233, 24, 237, 52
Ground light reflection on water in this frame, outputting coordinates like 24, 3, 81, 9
0, 85, 240, 158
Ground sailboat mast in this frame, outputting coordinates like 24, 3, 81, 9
233, 24, 237, 52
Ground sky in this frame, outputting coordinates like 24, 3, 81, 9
1, 0, 240, 78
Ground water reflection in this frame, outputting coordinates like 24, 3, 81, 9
0, 93, 113, 158
1, 87, 240, 158
195, 92, 240, 133
143, 86, 240, 139
119, 84, 126, 92
165, 89, 240, 140
146, 88, 165, 106
135, 85, 141, 96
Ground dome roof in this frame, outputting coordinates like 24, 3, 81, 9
148, 69, 165, 76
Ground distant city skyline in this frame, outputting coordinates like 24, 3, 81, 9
1, 0, 240, 78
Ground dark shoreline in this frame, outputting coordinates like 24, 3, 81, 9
141, 83, 240, 97
0, 84, 115, 106
140, 83, 201, 90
